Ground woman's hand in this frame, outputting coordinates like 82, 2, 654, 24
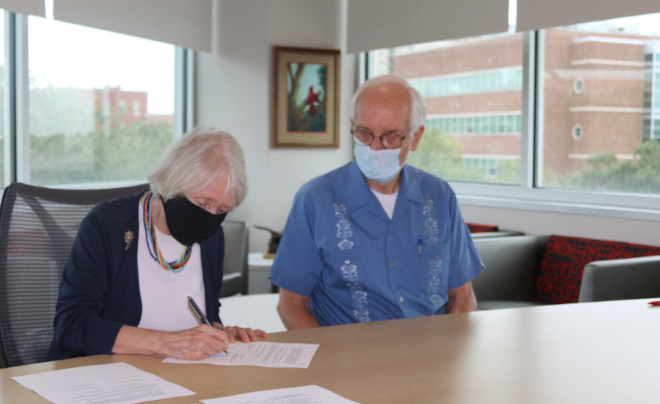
112, 324, 228, 361
216, 323, 268, 343
159, 324, 229, 360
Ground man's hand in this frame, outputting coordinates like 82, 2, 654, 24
446, 281, 477, 314
277, 288, 321, 330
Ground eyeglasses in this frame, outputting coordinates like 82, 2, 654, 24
351, 127, 410, 149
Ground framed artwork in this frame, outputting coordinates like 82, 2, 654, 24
271, 46, 341, 148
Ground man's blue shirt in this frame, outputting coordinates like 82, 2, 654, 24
269, 161, 483, 326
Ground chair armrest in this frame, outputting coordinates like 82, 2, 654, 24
578, 255, 660, 303
471, 230, 525, 239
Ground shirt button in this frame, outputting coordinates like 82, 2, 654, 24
392, 262, 397, 267
435, 255, 439, 259
391, 227, 394, 231
345, 260, 350, 264
424, 195, 429, 200
400, 296, 404, 302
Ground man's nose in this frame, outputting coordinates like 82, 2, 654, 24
370, 136, 385, 150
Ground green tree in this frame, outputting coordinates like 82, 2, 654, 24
563, 140, 660, 193
407, 128, 469, 180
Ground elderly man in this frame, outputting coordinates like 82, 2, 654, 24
269, 75, 483, 329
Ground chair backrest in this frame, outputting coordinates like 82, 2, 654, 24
472, 235, 549, 302
578, 255, 660, 303
220, 221, 249, 297
534, 235, 660, 304
0, 182, 148, 368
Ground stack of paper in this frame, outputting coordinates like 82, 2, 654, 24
11, 362, 195, 404
163, 341, 320, 369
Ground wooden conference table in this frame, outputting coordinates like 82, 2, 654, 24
2, 298, 660, 403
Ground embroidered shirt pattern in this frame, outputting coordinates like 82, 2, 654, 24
334, 203, 354, 250
334, 203, 368, 322
341, 261, 369, 323
428, 258, 444, 311
422, 200, 439, 245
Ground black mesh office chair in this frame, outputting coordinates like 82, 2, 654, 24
220, 221, 249, 297
0, 182, 149, 368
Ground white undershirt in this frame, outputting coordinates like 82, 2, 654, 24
370, 189, 398, 220
137, 200, 205, 332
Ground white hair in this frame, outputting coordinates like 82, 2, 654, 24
350, 75, 427, 132
148, 127, 247, 208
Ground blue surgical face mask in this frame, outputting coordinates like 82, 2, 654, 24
353, 137, 405, 183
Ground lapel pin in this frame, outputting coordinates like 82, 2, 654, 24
124, 230, 134, 250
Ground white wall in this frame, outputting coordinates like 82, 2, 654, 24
461, 205, 660, 247
196, 0, 355, 252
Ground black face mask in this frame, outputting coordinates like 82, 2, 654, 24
161, 195, 227, 246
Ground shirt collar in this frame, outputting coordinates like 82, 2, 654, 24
345, 161, 425, 210
399, 165, 425, 204
345, 161, 371, 210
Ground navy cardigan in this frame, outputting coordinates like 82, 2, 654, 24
46, 192, 225, 361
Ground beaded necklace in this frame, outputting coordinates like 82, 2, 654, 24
141, 192, 193, 273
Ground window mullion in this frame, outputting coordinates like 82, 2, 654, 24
4, 12, 16, 186
185, 49, 195, 133
520, 31, 536, 189
534, 29, 545, 188
173, 47, 186, 140
14, 13, 29, 184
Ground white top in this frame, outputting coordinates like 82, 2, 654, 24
370, 189, 398, 220
137, 201, 205, 332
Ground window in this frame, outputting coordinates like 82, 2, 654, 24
365, 11, 660, 219
133, 100, 141, 117
369, 32, 524, 185
573, 78, 584, 94
27, 16, 177, 187
572, 124, 583, 141
540, 13, 660, 194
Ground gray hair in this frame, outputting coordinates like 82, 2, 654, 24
350, 75, 427, 132
148, 127, 247, 209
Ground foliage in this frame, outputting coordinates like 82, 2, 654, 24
560, 140, 660, 193
407, 128, 520, 185
407, 128, 467, 180
31, 120, 172, 186
30, 86, 94, 137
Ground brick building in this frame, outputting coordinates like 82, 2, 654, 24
390, 28, 659, 179
94, 86, 147, 130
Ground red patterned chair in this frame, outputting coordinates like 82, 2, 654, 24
465, 222, 524, 239
471, 235, 660, 310
466, 222, 499, 233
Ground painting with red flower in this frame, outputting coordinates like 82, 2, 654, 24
272, 46, 340, 148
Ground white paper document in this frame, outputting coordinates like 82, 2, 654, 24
11, 362, 195, 404
163, 342, 319, 369
201, 385, 360, 404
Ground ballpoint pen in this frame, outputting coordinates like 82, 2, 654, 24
648, 300, 660, 307
187, 296, 228, 354
418, 236, 423, 256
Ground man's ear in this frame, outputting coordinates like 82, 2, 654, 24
410, 125, 425, 152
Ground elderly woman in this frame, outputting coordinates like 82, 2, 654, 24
46, 127, 266, 361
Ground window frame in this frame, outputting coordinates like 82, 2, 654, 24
361, 29, 660, 222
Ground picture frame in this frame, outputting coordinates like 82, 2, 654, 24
271, 46, 341, 148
